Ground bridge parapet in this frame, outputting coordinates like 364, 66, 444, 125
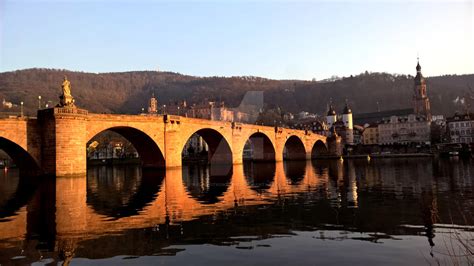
164, 115, 181, 124
38, 107, 89, 117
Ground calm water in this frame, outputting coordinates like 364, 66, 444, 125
0, 158, 473, 265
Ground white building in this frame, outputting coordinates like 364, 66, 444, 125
447, 113, 474, 144
326, 103, 354, 145
326, 105, 337, 128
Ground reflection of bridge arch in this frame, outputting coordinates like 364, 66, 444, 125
182, 164, 232, 204
311, 140, 328, 158
181, 128, 233, 165
284, 135, 306, 160
0, 170, 39, 219
0, 137, 40, 174
284, 160, 307, 185
244, 132, 276, 162
243, 162, 275, 192
86, 166, 165, 219
87, 126, 165, 168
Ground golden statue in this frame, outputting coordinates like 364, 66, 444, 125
58, 76, 75, 107
62, 76, 72, 97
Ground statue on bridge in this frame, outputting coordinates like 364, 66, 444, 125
58, 76, 75, 107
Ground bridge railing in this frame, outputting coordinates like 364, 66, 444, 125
54, 107, 88, 115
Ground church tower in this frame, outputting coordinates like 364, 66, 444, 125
413, 59, 431, 121
148, 92, 158, 114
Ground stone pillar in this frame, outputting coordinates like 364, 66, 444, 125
231, 122, 244, 165
274, 127, 284, 162
327, 135, 343, 157
38, 107, 88, 176
232, 148, 243, 165
164, 115, 182, 168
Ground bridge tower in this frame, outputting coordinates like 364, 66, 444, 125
38, 78, 89, 176
38, 107, 88, 176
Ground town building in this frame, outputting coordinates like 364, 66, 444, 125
290, 118, 330, 136
188, 101, 251, 123
353, 125, 364, 145
362, 124, 379, 145
182, 133, 209, 157
354, 108, 414, 126
378, 114, 431, 144
446, 113, 474, 144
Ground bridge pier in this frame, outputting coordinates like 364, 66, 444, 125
164, 115, 183, 168
38, 107, 88, 177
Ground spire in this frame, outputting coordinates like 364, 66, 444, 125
343, 100, 352, 114
327, 104, 336, 116
414, 57, 424, 85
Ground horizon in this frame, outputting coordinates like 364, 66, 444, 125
1, 1, 473, 80
2, 66, 474, 81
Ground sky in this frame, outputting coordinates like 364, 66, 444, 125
0, 0, 473, 80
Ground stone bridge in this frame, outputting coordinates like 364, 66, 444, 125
0, 107, 331, 176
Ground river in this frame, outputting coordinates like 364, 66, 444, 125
0, 158, 473, 265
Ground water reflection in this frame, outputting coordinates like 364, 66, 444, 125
182, 164, 232, 204
0, 158, 472, 265
283, 160, 306, 185
243, 162, 275, 192
87, 165, 164, 219
0, 169, 39, 219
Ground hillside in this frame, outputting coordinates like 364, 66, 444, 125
0, 68, 473, 117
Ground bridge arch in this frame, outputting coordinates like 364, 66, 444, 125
311, 140, 328, 158
283, 135, 306, 160
0, 137, 40, 174
243, 132, 276, 162
181, 128, 233, 166
87, 126, 165, 168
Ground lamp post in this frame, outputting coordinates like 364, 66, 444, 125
38, 96, 42, 109
163, 105, 167, 115
177, 106, 180, 116
20, 101, 24, 117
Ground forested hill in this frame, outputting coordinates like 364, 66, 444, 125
0, 68, 472, 116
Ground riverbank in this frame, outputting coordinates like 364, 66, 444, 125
317, 153, 434, 160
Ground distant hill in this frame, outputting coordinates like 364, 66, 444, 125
0, 68, 473, 117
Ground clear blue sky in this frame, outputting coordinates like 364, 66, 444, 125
0, 0, 473, 80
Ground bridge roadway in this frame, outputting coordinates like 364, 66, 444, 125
0, 106, 329, 176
